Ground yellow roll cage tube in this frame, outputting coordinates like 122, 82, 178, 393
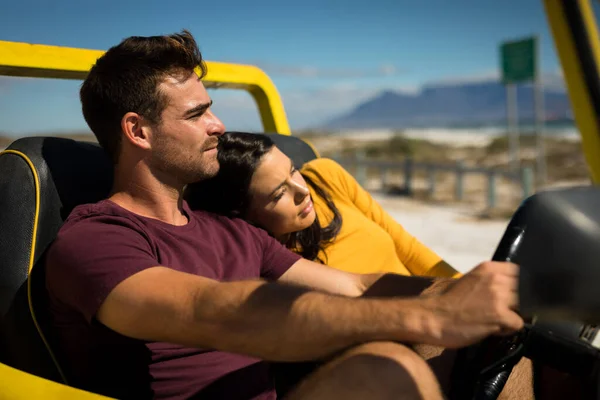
543, 0, 600, 183
0, 39, 291, 135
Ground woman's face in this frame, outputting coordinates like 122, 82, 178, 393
246, 147, 317, 238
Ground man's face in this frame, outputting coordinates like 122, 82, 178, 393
148, 72, 225, 185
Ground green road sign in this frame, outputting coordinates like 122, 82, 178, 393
500, 37, 537, 84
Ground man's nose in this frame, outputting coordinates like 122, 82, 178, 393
207, 111, 226, 136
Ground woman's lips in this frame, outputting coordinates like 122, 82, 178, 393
299, 200, 313, 217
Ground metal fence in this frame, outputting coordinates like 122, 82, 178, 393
334, 152, 534, 209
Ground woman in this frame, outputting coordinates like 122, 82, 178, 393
185, 131, 460, 278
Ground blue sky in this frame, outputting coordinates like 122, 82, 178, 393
0, 0, 584, 136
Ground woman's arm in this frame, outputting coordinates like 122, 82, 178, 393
305, 158, 461, 278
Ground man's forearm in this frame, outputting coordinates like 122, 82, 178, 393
190, 279, 436, 362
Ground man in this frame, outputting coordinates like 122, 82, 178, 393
45, 30, 525, 400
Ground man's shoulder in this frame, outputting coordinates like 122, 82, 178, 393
60, 199, 148, 236
63, 199, 122, 222
50, 200, 155, 261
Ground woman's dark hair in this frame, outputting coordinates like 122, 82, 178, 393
185, 131, 342, 262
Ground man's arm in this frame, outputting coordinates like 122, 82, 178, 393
97, 261, 523, 363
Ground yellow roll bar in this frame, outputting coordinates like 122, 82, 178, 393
543, 0, 600, 183
0, 362, 112, 399
0, 40, 291, 135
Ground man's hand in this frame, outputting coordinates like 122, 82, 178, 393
419, 261, 524, 349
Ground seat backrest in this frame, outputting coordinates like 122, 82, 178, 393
0, 136, 113, 383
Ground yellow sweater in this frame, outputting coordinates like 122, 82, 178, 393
300, 158, 460, 278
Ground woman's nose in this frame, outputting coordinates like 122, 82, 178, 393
291, 181, 309, 203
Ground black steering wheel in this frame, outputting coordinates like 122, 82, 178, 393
450, 187, 600, 399
448, 206, 530, 400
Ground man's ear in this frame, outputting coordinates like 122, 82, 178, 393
121, 112, 152, 151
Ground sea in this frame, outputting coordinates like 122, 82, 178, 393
323, 121, 579, 147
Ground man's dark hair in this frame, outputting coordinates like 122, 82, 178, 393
80, 30, 207, 163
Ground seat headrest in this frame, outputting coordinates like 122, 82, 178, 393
264, 133, 320, 167
0, 137, 113, 282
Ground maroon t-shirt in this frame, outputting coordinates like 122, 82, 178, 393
45, 199, 301, 399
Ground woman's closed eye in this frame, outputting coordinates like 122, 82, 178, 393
272, 167, 298, 203
273, 188, 286, 203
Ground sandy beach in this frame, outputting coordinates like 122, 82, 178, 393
309, 127, 580, 153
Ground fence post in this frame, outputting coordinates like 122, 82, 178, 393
521, 167, 534, 200
404, 157, 414, 195
380, 167, 388, 192
331, 150, 342, 163
355, 149, 367, 187
455, 160, 464, 201
428, 165, 436, 198
487, 171, 497, 209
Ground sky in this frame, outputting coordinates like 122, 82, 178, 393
0, 0, 587, 136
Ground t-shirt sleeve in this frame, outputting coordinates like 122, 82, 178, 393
45, 216, 159, 323
247, 225, 302, 280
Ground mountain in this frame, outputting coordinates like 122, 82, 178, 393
324, 80, 572, 129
